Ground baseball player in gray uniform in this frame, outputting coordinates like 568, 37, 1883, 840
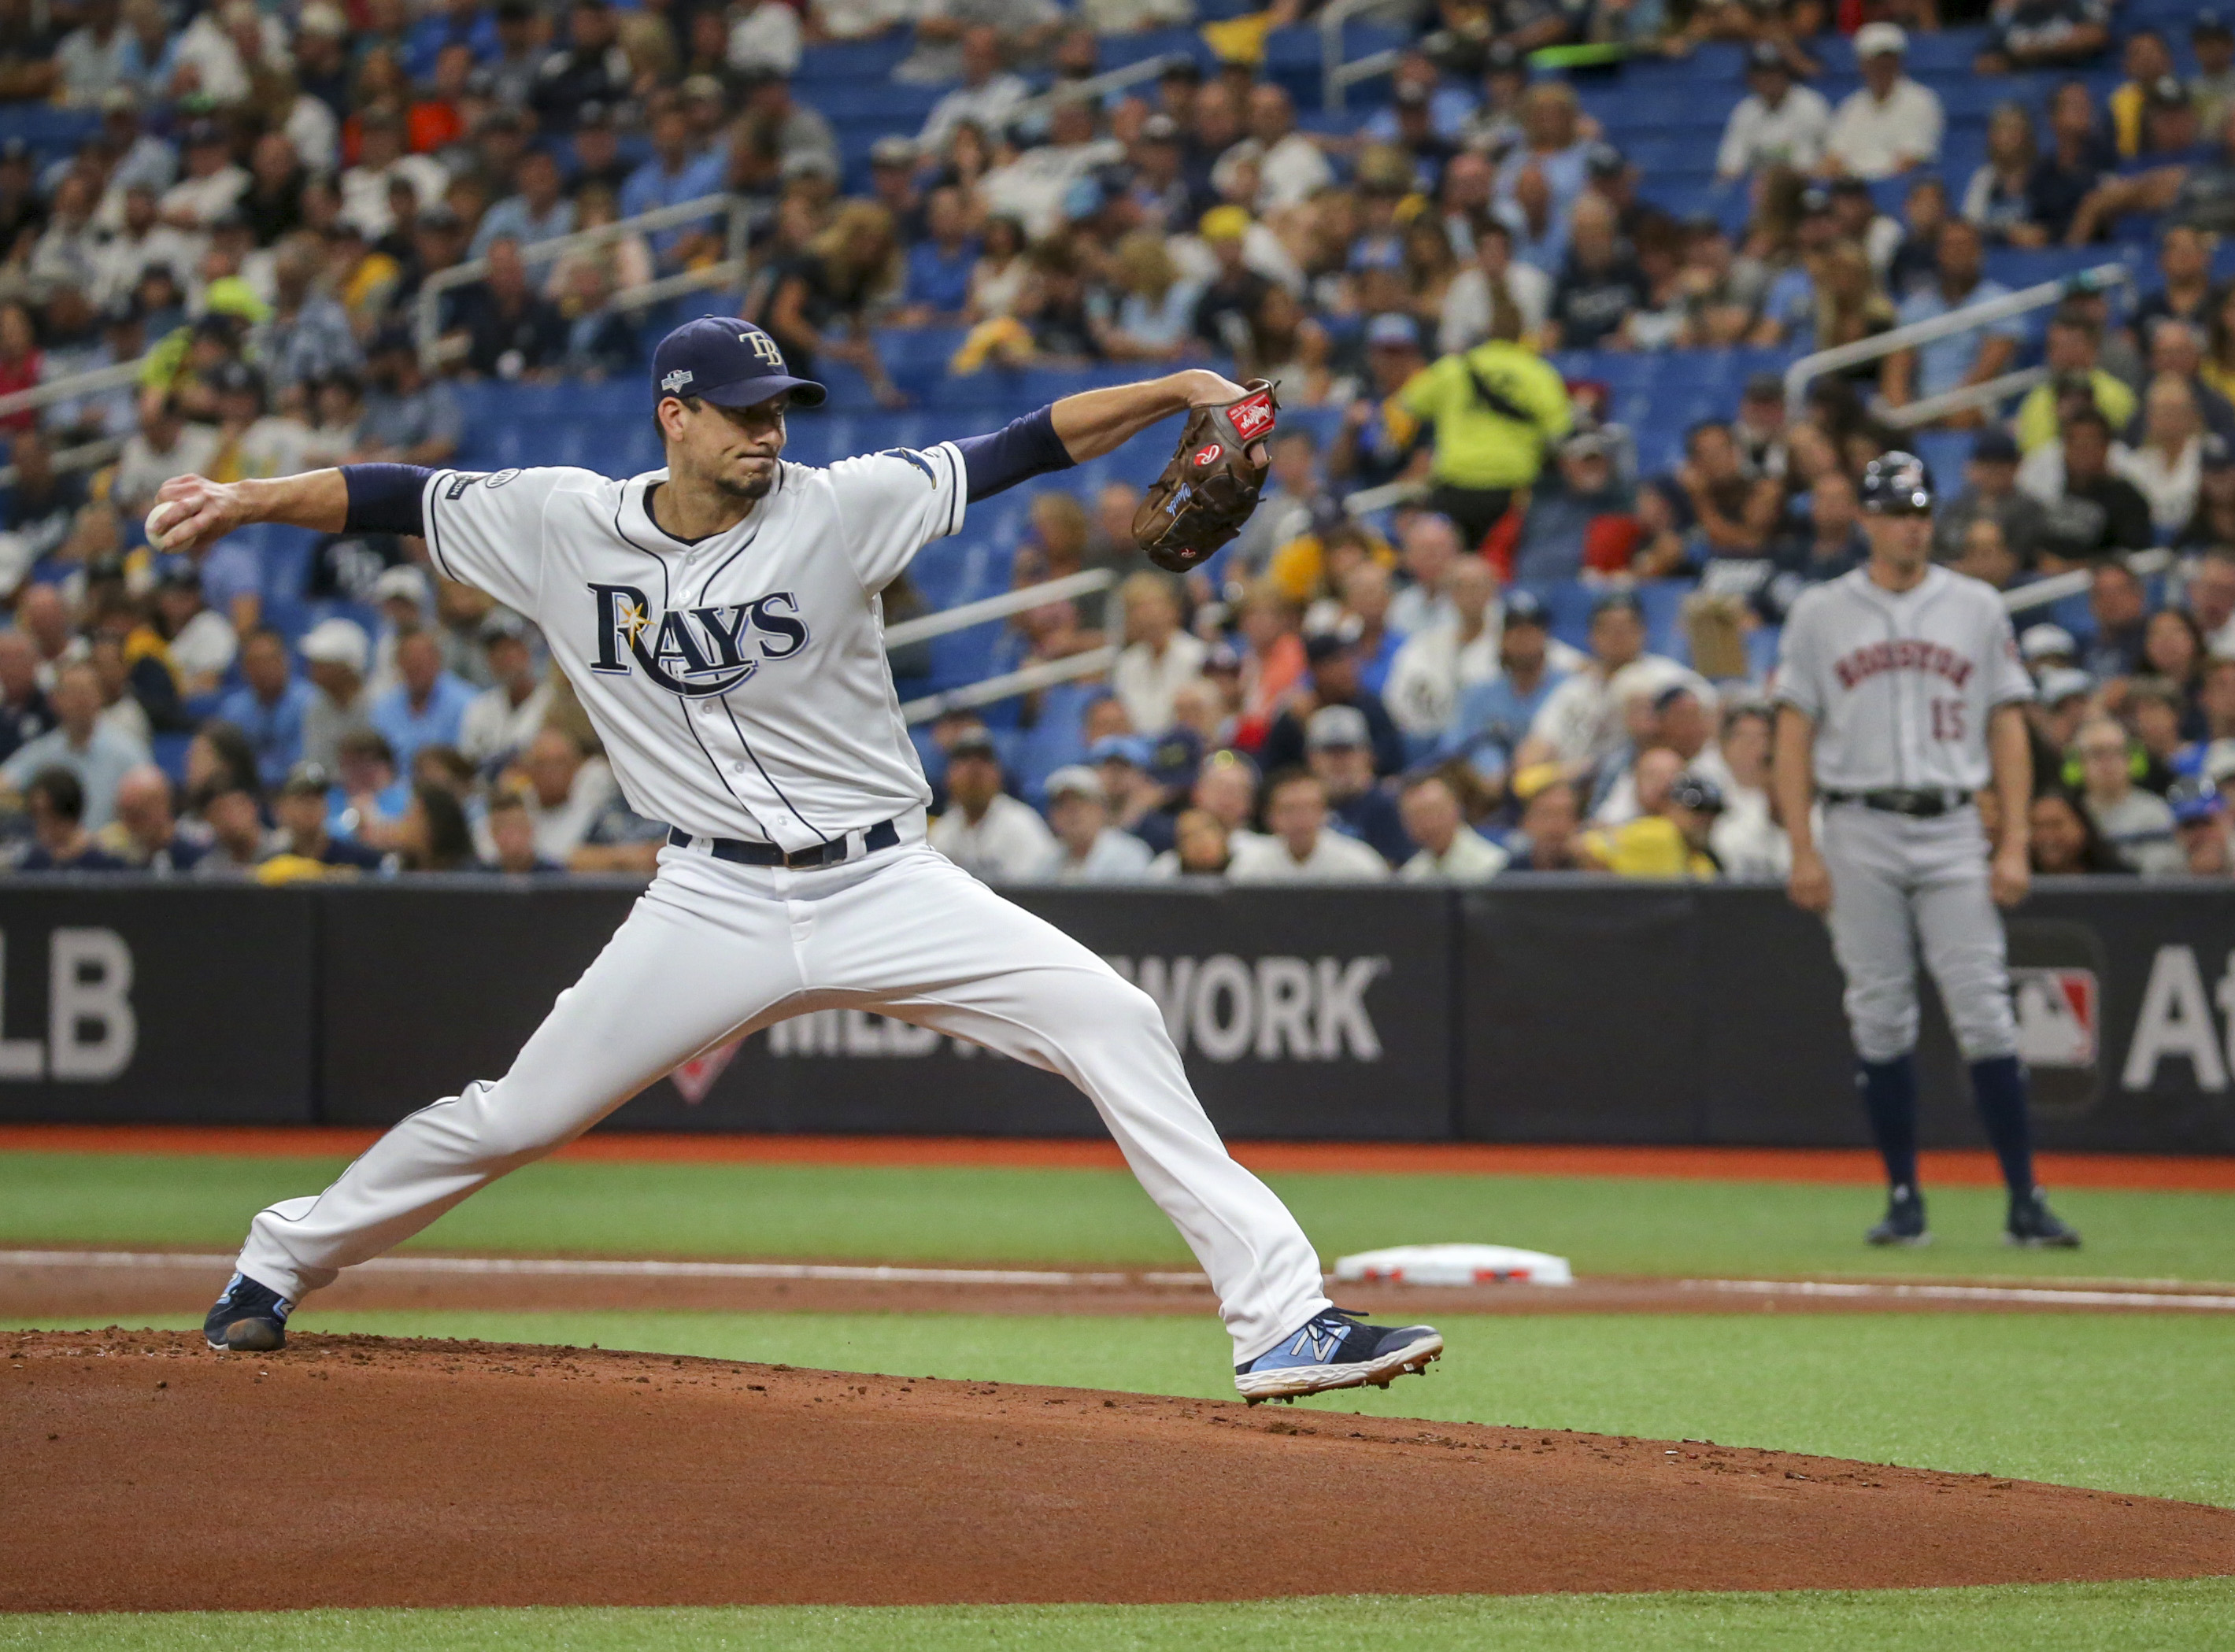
153, 318, 1444, 1402
1772, 451, 2080, 1249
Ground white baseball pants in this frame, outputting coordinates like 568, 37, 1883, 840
1821, 805, 2018, 1066
236, 840, 1332, 1361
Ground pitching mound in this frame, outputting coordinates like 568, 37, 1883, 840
7, 1329, 2230, 1611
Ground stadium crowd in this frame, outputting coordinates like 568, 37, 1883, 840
0, 0, 2226, 880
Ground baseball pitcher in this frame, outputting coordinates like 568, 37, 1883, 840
155, 320, 1442, 1402
1772, 450, 2081, 1249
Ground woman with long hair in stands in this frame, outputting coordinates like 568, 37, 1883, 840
1401, 214, 1457, 332
765, 199, 906, 406
1811, 241, 1897, 386
2028, 786, 2134, 876
1090, 230, 1202, 364
398, 780, 476, 872
967, 214, 1030, 321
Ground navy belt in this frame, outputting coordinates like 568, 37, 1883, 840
669, 819, 899, 870
1821, 789, 1969, 819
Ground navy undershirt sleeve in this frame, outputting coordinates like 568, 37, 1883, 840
341, 464, 435, 536
953, 406, 1075, 502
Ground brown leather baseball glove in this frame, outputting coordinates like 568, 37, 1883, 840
1131, 380, 1280, 574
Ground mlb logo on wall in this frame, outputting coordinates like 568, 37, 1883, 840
2006, 922, 2105, 1117
2011, 968, 2097, 1067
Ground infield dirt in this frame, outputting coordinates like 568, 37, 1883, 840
7, 1328, 2232, 1612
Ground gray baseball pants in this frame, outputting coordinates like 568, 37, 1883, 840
1821, 805, 2018, 1065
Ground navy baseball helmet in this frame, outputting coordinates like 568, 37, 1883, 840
1859, 450, 1934, 516
651, 317, 827, 410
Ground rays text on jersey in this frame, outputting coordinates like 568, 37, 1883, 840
586, 582, 809, 697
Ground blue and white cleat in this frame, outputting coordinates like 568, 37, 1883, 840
204, 1272, 293, 1352
1234, 1308, 1443, 1403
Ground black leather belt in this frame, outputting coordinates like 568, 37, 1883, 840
668, 820, 899, 869
1821, 789, 1969, 819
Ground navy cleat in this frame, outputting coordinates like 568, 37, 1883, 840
204, 1272, 293, 1352
2006, 1189, 2081, 1249
1867, 1184, 1929, 1247
1234, 1308, 1442, 1403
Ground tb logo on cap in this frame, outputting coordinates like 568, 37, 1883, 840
742, 331, 785, 368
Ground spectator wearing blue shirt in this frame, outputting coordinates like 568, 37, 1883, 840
1308, 705, 1414, 866
1882, 220, 2020, 410
898, 187, 979, 323
471, 150, 577, 274
0, 661, 147, 831
620, 91, 727, 267
406, 0, 500, 85
358, 328, 464, 468
370, 629, 476, 774
214, 629, 313, 790
1438, 594, 1571, 788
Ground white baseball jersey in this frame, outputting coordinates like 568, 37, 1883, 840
1775, 565, 2031, 792
419, 449, 969, 853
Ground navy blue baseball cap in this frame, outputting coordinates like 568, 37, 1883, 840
651, 317, 826, 410
1502, 589, 1549, 628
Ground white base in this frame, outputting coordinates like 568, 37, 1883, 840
1332, 1243, 1574, 1288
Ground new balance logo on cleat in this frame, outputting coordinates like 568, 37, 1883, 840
1234, 1309, 1444, 1403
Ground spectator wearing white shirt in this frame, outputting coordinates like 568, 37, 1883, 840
1824, 24, 1944, 180
917, 28, 1031, 153
1716, 43, 1833, 182
151, 563, 237, 697
111, 397, 221, 517
159, 120, 250, 230
1397, 773, 1508, 882
512, 726, 620, 866
1513, 593, 1686, 774
930, 727, 1056, 882
339, 110, 450, 241
1228, 770, 1389, 882
1034, 765, 1155, 882
1215, 85, 1333, 214
1438, 220, 1552, 354
1112, 571, 1208, 735
727, 0, 802, 76
458, 611, 553, 771
1386, 512, 1460, 639
1386, 554, 1502, 743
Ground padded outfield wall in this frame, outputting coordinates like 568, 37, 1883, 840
0, 878, 2226, 1152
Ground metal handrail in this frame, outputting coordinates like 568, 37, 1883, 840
2004, 546, 2171, 616
415, 191, 753, 366
1342, 478, 1428, 516
884, 569, 1116, 648
1319, 0, 1396, 112
901, 644, 1118, 723
0, 436, 121, 489
0, 357, 149, 422
1879, 367, 2046, 431
1329, 46, 1402, 106
1784, 262, 2130, 418
1008, 54, 1186, 128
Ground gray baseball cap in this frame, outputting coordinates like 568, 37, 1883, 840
1306, 704, 1371, 750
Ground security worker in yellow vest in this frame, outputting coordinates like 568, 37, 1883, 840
1395, 293, 1572, 553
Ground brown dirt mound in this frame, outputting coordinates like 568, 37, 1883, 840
7, 1329, 2231, 1610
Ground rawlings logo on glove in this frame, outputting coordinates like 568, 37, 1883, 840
1132, 381, 1280, 575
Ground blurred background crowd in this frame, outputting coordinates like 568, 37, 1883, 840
0, 0, 2223, 881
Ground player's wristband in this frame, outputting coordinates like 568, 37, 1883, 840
953, 407, 1072, 502
341, 464, 434, 536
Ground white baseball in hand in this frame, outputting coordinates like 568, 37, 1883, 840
145, 498, 190, 552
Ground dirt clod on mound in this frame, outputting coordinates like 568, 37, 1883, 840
6, 1329, 2230, 1611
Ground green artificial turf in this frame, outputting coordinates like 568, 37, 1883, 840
24, 1308, 2233, 1508
4, 1151, 2233, 1284
6, 1581, 2233, 1651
